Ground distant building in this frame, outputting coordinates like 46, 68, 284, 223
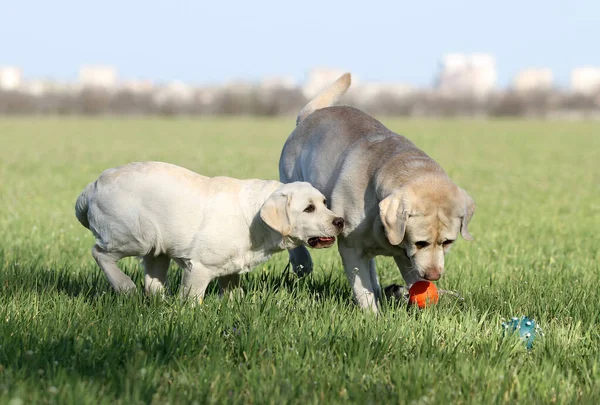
0, 66, 22, 90
436, 54, 497, 97
571, 67, 600, 95
512, 68, 554, 92
79, 65, 117, 89
303, 68, 354, 99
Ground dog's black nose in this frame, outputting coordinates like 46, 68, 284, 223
332, 217, 344, 230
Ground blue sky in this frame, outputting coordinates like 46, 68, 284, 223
2, 0, 599, 87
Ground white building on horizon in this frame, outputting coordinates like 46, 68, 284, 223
436, 54, 497, 97
571, 67, 600, 95
78, 65, 118, 89
512, 68, 554, 92
0, 66, 22, 90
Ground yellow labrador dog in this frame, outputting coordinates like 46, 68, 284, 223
279, 74, 475, 313
75, 162, 344, 301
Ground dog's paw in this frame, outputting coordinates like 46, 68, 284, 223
291, 263, 313, 278
114, 280, 137, 293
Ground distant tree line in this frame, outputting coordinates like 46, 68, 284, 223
1, 87, 599, 118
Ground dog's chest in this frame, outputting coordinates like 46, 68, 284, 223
363, 244, 404, 258
345, 230, 404, 258
218, 249, 273, 276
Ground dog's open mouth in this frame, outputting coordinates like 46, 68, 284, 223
307, 236, 336, 248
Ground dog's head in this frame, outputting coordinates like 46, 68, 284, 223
260, 182, 344, 249
379, 181, 475, 281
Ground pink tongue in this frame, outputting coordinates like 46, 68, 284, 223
319, 237, 334, 241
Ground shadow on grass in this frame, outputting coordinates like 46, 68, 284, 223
0, 249, 353, 305
0, 324, 215, 403
1, 248, 426, 313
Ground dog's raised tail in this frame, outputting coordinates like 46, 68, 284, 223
297, 72, 351, 125
75, 182, 94, 229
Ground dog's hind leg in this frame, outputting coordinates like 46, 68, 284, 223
92, 245, 137, 293
288, 246, 314, 277
143, 254, 170, 296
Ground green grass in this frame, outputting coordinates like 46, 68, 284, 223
0, 117, 599, 404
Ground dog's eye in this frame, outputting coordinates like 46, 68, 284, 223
443, 240, 454, 247
304, 204, 315, 213
323, 199, 327, 206
415, 241, 430, 249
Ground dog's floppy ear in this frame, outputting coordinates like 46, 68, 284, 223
379, 190, 410, 246
460, 189, 476, 241
260, 191, 292, 236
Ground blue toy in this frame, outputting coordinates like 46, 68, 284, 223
501, 316, 543, 349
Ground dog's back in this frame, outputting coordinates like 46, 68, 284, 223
280, 79, 425, 200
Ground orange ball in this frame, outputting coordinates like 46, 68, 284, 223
408, 281, 439, 308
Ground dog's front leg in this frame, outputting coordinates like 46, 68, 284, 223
179, 260, 214, 304
288, 245, 314, 277
338, 244, 379, 313
394, 253, 422, 287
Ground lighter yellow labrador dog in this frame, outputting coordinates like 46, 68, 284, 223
75, 162, 344, 301
279, 74, 475, 313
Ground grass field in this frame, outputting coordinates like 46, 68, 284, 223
0, 117, 599, 404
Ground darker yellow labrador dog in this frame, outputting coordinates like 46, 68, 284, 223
279, 73, 475, 313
